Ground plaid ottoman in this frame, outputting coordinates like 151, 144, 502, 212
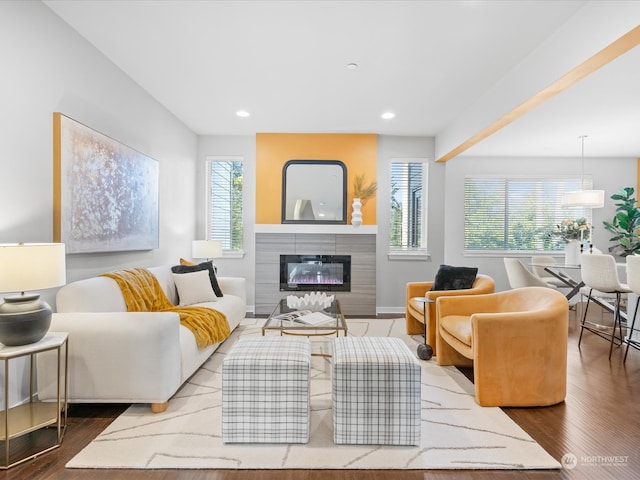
332, 337, 421, 445
222, 336, 311, 443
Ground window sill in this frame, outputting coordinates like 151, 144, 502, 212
463, 250, 565, 258
387, 249, 430, 261
221, 250, 245, 259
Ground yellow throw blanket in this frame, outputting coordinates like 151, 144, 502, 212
102, 268, 230, 349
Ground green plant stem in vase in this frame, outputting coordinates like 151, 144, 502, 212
353, 174, 377, 206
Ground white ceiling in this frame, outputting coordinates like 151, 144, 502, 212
43, 0, 640, 159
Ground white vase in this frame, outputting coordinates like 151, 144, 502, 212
565, 239, 581, 266
351, 198, 362, 227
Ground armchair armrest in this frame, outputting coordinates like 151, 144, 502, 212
406, 281, 434, 299
435, 292, 499, 366
437, 292, 499, 319
472, 307, 568, 356
37, 312, 182, 404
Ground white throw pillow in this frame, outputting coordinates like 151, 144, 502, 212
172, 270, 217, 306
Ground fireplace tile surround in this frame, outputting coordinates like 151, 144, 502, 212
255, 225, 376, 316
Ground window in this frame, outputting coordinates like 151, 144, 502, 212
464, 175, 593, 253
390, 160, 427, 253
206, 157, 243, 253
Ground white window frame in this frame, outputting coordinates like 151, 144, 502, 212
388, 158, 428, 259
463, 174, 594, 256
205, 156, 244, 258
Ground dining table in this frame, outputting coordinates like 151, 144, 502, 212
541, 263, 583, 300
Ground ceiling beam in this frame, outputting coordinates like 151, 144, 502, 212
436, 24, 640, 163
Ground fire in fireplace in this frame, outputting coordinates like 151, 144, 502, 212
280, 254, 351, 292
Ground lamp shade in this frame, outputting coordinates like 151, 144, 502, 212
0, 243, 66, 293
562, 189, 605, 209
192, 240, 222, 259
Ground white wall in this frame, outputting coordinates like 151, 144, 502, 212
0, 1, 198, 286
0, 1, 197, 407
444, 156, 637, 292
376, 136, 443, 313
197, 135, 256, 310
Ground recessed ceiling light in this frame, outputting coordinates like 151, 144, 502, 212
236, 110, 250, 117
346, 63, 358, 70
381, 112, 396, 120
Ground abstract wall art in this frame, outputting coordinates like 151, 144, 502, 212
53, 113, 159, 253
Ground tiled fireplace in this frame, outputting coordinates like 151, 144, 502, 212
255, 227, 376, 316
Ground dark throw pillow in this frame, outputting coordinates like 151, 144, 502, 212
171, 260, 223, 297
431, 264, 478, 291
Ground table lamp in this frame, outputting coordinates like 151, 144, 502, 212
192, 240, 222, 261
0, 243, 66, 346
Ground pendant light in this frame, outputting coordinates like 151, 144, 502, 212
562, 135, 605, 208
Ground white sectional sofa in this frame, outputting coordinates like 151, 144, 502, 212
37, 265, 246, 412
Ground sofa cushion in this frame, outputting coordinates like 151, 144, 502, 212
432, 265, 478, 291
172, 270, 218, 306
171, 261, 223, 297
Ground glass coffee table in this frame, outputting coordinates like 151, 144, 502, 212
262, 298, 347, 355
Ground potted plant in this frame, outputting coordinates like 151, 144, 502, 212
603, 187, 640, 256
550, 218, 591, 265
550, 218, 592, 243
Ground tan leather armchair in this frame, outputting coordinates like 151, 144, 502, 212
405, 274, 495, 355
436, 287, 568, 407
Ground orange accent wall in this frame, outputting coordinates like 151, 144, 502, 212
256, 133, 377, 224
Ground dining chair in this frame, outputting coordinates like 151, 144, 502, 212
623, 255, 640, 363
530, 256, 567, 288
579, 253, 631, 359
503, 258, 555, 289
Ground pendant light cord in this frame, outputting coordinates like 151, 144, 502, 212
579, 135, 587, 190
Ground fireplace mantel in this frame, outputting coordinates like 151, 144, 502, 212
254, 224, 377, 235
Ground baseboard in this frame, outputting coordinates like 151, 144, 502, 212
377, 307, 405, 315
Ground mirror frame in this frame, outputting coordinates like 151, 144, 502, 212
281, 159, 347, 224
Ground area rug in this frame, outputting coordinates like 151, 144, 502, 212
67, 318, 560, 470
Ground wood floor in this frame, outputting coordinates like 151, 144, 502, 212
2, 305, 639, 480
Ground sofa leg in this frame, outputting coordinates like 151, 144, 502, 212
151, 401, 169, 413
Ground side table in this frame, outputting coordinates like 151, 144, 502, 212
0, 332, 68, 469
413, 297, 434, 360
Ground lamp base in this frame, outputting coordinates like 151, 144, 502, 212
0, 294, 52, 346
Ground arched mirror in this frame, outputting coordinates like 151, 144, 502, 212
281, 160, 347, 224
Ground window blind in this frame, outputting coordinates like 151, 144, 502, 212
464, 175, 593, 252
390, 162, 426, 250
207, 159, 243, 251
